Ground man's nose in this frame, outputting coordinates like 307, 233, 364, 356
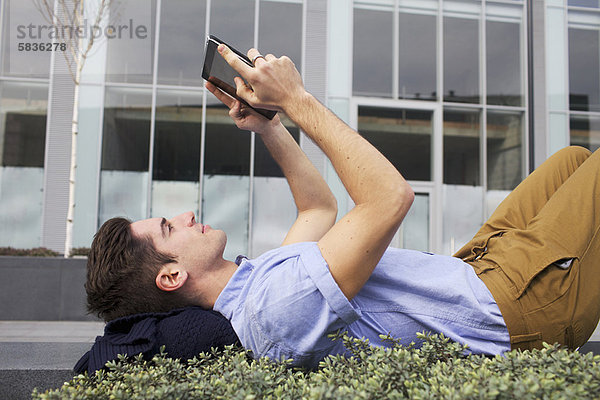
173, 211, 196, 227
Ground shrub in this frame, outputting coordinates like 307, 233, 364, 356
0, 247, 59, 257
69, 247, 90, 257
33, 332, 600, 399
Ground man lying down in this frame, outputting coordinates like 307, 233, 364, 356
78, 44, 600, 373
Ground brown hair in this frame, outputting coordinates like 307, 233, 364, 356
86, 217, 191, 322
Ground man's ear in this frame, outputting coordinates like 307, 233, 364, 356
155, 265, 188, 292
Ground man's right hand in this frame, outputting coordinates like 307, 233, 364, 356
205, 81, 280, 134
217, 44, 307, 113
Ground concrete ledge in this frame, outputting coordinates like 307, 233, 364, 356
0, 256, 98, 321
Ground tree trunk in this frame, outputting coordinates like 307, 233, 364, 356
63, 63, 82, 258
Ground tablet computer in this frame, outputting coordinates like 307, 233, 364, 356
202, 35, 277, 120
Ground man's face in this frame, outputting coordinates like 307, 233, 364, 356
130, 211, 227, 275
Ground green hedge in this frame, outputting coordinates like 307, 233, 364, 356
33, 332, 600, 399
0, 247, 59, 257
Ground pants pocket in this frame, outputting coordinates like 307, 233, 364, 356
518, 258, 578, 310
510, 332, 543, 351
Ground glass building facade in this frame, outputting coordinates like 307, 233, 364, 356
0, 0, 596, 258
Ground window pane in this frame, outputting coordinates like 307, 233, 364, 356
2, 0, 51, 78
255, 114, 300, 177
487, 21, 523, 106
105, 0, 155, 84
569, 0, 599, 7
249, 3, 301, 245
157, 0, 206, 86
570, 114, 600, 151
0, 81, 48, 248
444, 17, 480, 103
393, 193, 430, 252
99, 87, 152, 223
210, 0, 254, 52
443, 185, 484, 256
151, 90, 203, 219
569, 28, 600, 112
101, 88, 152, 171
353, 7, 393, 97
204, 107, 250, 176
358, 106, 432, 181
398, 12, 437, 101
487, 111, 523, 190
0, 82, 48, 167
444, 108, 480, 185
259, 0, 302, 71
202, 93, 251, 260
153, 91, 202, 182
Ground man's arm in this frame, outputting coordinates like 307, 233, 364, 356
257, 122, 338, 245
219, 46, 414, 300
206, 82, 337, 245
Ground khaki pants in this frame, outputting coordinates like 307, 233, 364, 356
455, 146, 600, 351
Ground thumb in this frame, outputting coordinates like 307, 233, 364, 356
233, 76, 257, 104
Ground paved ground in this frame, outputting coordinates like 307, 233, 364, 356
0, 321, 104, 400
0, 321, 104, 369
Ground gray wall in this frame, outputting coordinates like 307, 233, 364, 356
0, 257, 97, 321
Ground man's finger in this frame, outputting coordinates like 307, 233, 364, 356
247, 48, 267, 66
233, 76, 256, 100
206, 81, 235, 108
265, 54, 276, 62
218, 44, 253, 77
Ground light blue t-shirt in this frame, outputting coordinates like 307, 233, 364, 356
214, 242, 510, 368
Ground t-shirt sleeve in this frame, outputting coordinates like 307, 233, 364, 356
242, 242, 361, 367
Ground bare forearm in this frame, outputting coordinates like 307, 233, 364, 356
283, 93, 412, 208
259, 122, 337, 214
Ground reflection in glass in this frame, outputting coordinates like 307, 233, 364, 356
443, 108, 480, 185
151, 90, 203, 218
358, 106, 432, 181
0, 81, 48, 247
157, 0, 206, 86
102, 88, 152, 171
202, 93, 251, 259
569, 0, 599, 7
259, 0, 302, 70
1, 0, 51, 78
105, 0, 156, 84
569, 28, 600, 112
251, 100, 300, 255
570, 114, 600, 152
204, 106, 250, 175
0, 82, 48, 167
398, 12, 436, 101
153, 91, 202, 181
255, 114, 299, 177
487, 21, 522, 106
210, 0, 254, 52
353, 7, 394, 97
487, 111, 523, 190
393, 193, 429, 252
443, 184, 484, 256
444, 17, 480, 103
99, 87, 152, 224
